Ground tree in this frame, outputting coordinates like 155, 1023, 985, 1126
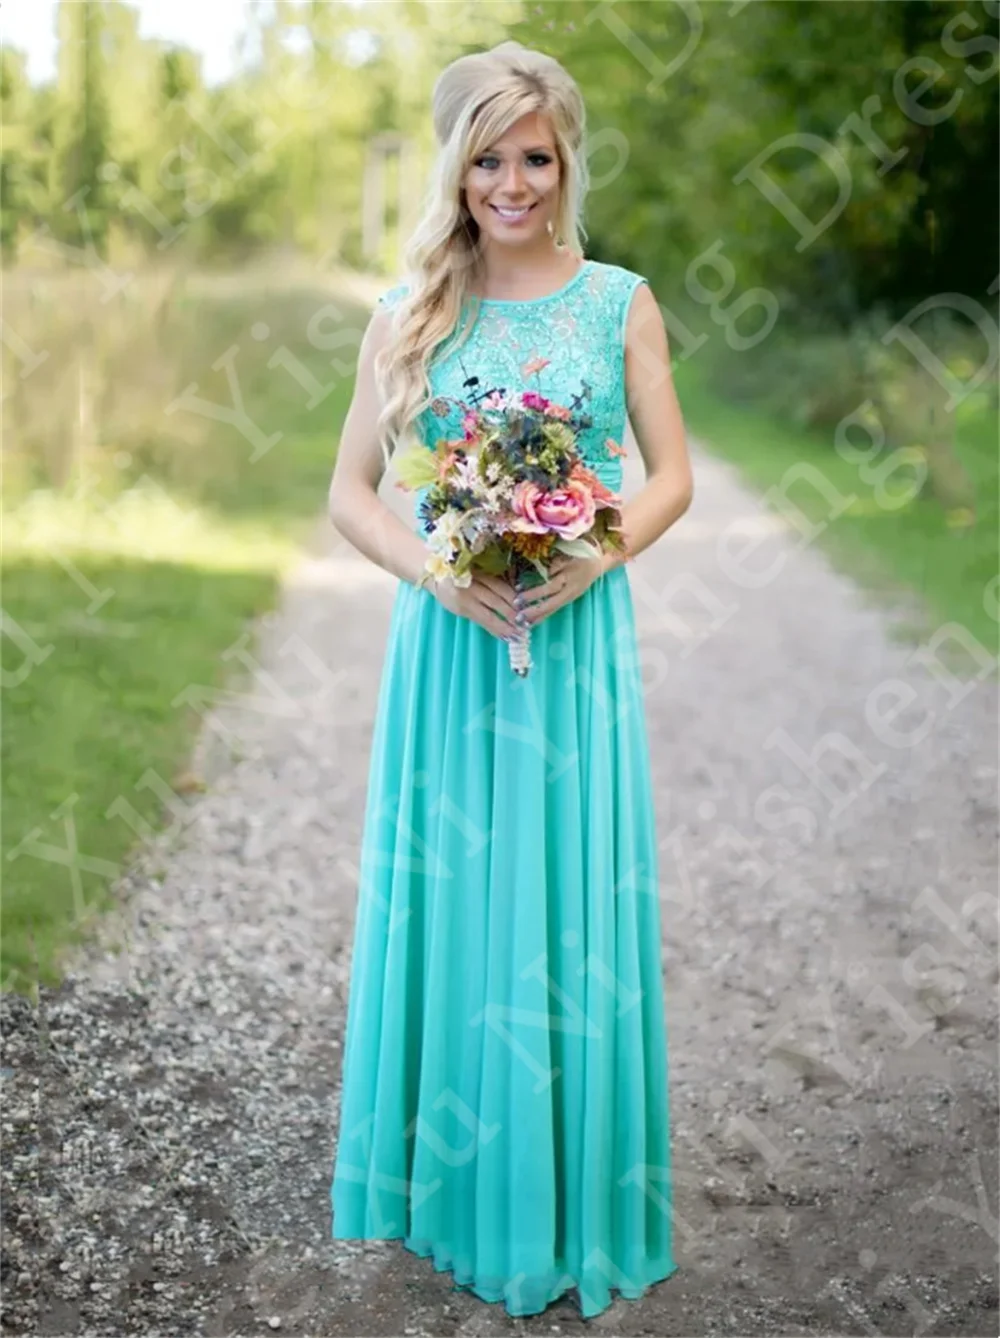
50, 0, 114, 254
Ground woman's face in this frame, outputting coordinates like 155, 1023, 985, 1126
462, 110, 562, 250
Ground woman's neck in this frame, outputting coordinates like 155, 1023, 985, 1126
472, 245, 580, 301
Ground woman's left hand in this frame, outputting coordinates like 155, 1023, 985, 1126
519, 552, 608, 625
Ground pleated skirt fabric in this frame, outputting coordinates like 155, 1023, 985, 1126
330, 564, 676, 1318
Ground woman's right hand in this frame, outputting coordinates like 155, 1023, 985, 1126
428, 570, 520, 641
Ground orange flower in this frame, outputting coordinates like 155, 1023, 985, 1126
522, 355, 551, 378
509, 530, 559, 560
570, 460, 619, 505
604, 437, 628, 458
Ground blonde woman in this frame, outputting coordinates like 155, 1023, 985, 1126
328, 39, 693, 1320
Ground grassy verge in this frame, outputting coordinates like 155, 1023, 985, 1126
673, 356, 999, 663
2, 267, 365, 993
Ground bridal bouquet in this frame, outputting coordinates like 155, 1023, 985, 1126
393, 380, 629, 677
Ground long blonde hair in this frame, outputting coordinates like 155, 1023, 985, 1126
374, 40, 590, 466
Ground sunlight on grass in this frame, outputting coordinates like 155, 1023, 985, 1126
5, 482, 305, 573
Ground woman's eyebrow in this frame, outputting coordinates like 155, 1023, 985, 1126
483, 144, 553, 154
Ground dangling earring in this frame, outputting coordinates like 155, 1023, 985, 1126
546, 220, 554, 237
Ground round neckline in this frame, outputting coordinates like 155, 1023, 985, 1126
473, 258, 593, 307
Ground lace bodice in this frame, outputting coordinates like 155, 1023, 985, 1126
376, 259, 647, 530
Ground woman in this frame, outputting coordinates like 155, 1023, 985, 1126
328, 39, 693, 1320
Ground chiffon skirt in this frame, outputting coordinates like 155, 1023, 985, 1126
330, 563, 677, 1318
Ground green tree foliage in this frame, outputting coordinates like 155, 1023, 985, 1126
0, 48, 51, 253
2, 0, 995, 328
50, 0, 115, 252
511, 0, 998, 326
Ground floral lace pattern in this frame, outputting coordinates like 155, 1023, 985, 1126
377, 259, 648, 495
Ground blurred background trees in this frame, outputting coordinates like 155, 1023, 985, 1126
5, 0, 995, 528
3, 1, 995, 308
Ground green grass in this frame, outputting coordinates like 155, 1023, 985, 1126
674, 357, 999, 666
2, 272, 363, 993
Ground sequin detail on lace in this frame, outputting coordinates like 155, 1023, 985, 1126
376, 261, 648, 493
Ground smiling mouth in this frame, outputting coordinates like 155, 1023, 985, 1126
489, 203, 537, 220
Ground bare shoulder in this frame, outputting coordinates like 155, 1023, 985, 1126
623, 276, 662, 334
623, 277, 670, 380
358, 282, 409, 353
366, 302, 396, 342
354, 303, 396, 370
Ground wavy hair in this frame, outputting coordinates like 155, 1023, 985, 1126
374, 40, 590, 467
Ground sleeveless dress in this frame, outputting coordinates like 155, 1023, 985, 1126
330, 258, 677, 1319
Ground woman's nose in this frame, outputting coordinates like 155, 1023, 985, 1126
501, 162, 526, 195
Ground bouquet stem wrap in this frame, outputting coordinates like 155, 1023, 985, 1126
508, 570, 533, 677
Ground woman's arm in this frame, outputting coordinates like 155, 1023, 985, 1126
328, 305, 518, 636
603, 281, 694, 573
514, 279, 695, 629
327, 307, 431, 588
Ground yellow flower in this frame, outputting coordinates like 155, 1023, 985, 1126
425, 551, 473, 587
425, 552, 453, 582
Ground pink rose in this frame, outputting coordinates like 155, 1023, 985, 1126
537, 479, 597, 539
510, 478, 596, 540
509, 480, 549, 534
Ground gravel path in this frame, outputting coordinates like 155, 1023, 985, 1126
3, 439, 997, 1337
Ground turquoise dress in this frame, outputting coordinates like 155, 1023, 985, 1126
330, 258, 677, 1318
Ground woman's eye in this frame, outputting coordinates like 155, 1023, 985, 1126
475, 154, 552, 169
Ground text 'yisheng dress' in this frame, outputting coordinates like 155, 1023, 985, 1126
330, 259, 677, 1319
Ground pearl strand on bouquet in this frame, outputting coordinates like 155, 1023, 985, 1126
508, 572, 533, 676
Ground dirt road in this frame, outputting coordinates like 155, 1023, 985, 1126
3, 438, 997, 1337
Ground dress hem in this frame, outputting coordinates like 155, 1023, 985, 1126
331, 1221, 678, 1320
